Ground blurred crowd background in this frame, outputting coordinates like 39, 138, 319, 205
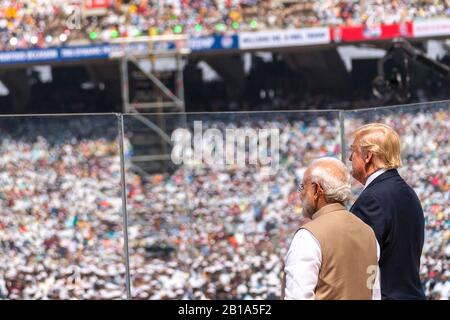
0, 103, 448, 300
0, 0, 449, 49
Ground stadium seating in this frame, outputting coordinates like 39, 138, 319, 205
0, 0, 449, 50
0, 101, 448, 299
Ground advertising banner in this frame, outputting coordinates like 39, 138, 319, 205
330, 22, 413, 43
189, 35, 239, 51
412, 19, 450, 38
239, 28, 330, 50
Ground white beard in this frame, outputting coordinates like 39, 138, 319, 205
302, 197, 316, 219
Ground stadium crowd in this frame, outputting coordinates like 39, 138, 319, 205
0, 0, 449, 50
0, 104, 449, 300
0, 116, 127, 299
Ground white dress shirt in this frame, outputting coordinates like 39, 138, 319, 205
363, 168, 387, 191
284, 229, 381, 300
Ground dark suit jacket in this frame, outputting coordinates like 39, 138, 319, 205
350, 169, 426, 300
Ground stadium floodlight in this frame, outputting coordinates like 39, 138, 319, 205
59, 33, 68, 42
9, 37, 18, 46
131, 29, 141, 37
215, 23, 225, 32
195, 24, 203, 32
111, 30, 119, 38
30, 36, 38, 45
173, 25, 183, 34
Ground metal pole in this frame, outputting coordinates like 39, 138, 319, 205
117, 114, 132, 299
120, 56, 130, 113
127, 55, 183, 108
128, 105, 173, 145
176, 53, 185, 112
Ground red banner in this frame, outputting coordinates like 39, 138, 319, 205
330, 22, 413, 43
84, 0, 111, 9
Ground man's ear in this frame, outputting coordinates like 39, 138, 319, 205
313, 183, 322, 200
365, 150, 374, 164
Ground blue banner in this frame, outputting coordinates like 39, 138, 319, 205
0, 35, 238, 65
188, 35, 239, 51
0, 48, 59, 65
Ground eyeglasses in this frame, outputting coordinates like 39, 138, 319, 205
297, 182, 313, 192
297, 181, 320, 193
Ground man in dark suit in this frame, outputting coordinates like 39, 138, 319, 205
348, 123, 426, 300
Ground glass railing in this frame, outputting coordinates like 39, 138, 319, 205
343, 101, 450, 300
0, 100, 448, 300
0, 114, 127, 299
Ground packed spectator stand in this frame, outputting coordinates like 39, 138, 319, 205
0, 102, 448, 300
0, 0, 449, 50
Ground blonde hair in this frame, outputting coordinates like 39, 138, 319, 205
353, 123, 402, 169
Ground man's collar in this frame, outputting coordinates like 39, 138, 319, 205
363, 168, 388, 191
312, 203, 346, 220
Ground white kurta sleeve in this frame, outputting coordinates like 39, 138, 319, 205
284, 229, 322, 300
372, 240, 382, 300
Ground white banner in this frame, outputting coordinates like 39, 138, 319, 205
413, 19, 450, 38
238, 27, 330, 50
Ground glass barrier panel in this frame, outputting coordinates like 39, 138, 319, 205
123, 113, 191, 299
123, 110, 342, 299
185, 111, 342, 299
0, 114, 127, 299
343, 100, 450, 300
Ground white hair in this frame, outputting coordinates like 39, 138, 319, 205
309, 157, 352, 204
